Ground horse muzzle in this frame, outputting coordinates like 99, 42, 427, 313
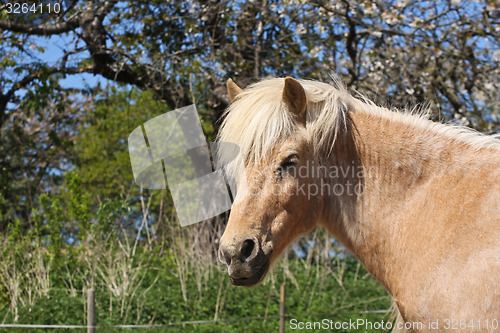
218, 236, 272, 287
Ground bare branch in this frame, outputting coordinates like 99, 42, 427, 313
96, 0, 117, 18
0, 18, 80, 35
7, 66, 94, 98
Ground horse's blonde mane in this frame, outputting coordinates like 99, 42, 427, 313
216, 77, 499, 178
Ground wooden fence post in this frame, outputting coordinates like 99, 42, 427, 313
87, 289, 95, 333
280, 283, 286, 333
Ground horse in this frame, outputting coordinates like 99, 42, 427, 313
215, 77, 500, 332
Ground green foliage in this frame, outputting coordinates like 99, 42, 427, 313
37, 171, 91, 250
74, 87, 170, 202
39, 194, 64, 257
65, 171, 91, 238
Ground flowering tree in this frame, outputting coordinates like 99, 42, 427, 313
0, 0, 498, 229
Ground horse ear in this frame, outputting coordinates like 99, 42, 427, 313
227, 78, 243, 102
282, 77, 306, 125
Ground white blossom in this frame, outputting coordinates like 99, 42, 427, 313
295, 23, 307, 35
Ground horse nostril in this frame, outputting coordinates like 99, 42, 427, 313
240, 239, 255, 260
218, 247, 228, 265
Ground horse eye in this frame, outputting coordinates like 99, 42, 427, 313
280, 160, 297, 170
276, 156, 298, 180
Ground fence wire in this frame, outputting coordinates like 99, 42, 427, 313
0, 309, 390, 329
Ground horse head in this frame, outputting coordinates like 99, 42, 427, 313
217, 78, 324, 286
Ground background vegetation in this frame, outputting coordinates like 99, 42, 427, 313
0, 0, 498, 331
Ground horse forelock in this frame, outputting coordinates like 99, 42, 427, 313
216, 78, 352, 179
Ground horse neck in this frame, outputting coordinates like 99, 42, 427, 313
319, 109, 492, 297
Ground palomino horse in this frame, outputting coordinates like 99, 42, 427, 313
216, 77, 500, 332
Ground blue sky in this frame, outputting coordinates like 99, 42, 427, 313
28, 34, 113, 90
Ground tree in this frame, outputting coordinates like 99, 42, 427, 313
0, 0, 498, 231
1, 0, 496, 120
0, 80, 87, 230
